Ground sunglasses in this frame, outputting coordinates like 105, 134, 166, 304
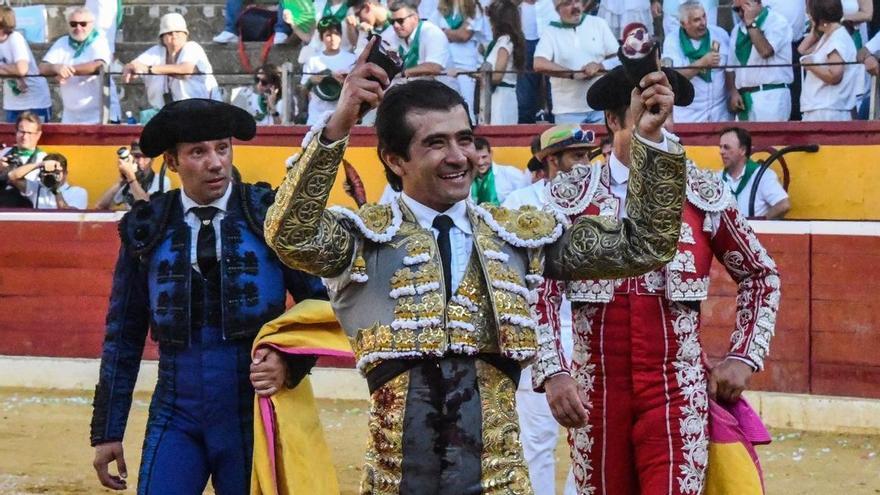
254, 77, 272, 86
69, 21, 90, 28
390, 13, 415, 26
571, 128, 595, 143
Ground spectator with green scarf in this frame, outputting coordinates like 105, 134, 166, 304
662, 0, 732, 123
470, 136, 529, 205
718, 127, 790, 219
40, 6, 112, 123
381, 0, 452, 82
724, 0, 793, 122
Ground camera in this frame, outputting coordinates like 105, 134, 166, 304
117, 147, 131, 160
6, 154, 23, 169
39, 162, 62, 190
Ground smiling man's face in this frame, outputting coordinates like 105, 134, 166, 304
384, 106, 477, 212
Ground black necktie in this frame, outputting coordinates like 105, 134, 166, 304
192, 206, 219, 276
433, 214, 454, 302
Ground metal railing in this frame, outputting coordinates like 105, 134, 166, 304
4, 59, 878, 125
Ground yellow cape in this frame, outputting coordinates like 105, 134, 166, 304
250, 299, 354, 495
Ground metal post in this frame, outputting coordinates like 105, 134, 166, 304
870, 74, 879, 120
100, 65, 110, 124
281, 62, 292, 125
479, 62, 492, 125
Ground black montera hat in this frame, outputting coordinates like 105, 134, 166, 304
587, 65, 695, 112
139, 98, 257, 158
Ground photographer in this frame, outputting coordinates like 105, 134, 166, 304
0, 112, 47, 207
95, 140, 170, 210
7, 152, 88, 209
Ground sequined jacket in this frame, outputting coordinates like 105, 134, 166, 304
532, 161, 781, 388
264, 133, 689, 373
90, 184, 326, 446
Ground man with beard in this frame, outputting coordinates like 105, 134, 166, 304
532, 55, 781, 494
265, 38, 689, 493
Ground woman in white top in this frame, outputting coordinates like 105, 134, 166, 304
431, 0, 486, 121
798, 0, 858, 121
484, 0, 524, 125
0, 7, 52, 122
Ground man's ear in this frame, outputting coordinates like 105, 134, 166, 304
380, 148, 406, 181
163, 151, 177, 173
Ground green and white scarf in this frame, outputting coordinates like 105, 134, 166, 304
679, 27, 712, 82
399, 21, 423, 69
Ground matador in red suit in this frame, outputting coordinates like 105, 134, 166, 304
531, 64, 781, 495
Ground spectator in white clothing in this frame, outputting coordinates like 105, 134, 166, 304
7, 152, 88, 209
301, 18, 357, 125
250, 64, 285, 125
663, 0, 732, 122
484, 0, 525, 125
95, 140, 171, 210
598, 0, 653, 38
652, 0, 717, 39
718, 127, 790, 219
382, 0, 453, 82
39, 7, 112, 124
0, 7, 52, 122
798, 0, 858, 121
470, 136, 529, 204
122, 13, 220, 111
533, 0, 620, 124
431, 0, 486, 121
725, 0, 793, 122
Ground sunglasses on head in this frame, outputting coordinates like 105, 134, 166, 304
390, 13, 414, 26
69, 21, 89, 28
572, 128, 595, 143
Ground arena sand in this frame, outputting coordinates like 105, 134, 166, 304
1, 388, 878, 494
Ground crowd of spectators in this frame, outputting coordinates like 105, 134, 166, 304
0, 0, 879, 125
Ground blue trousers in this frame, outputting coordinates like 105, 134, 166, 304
137, 326, 254, 495
517, 38, 553, 124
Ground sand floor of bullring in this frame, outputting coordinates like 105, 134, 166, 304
1, 388, 879, 494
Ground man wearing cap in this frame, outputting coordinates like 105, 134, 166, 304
533, 0, 620, 124
89, 99, 327, 494
532, 30, 781, 494
122, 13, 220, 112
95, 140, 172, 210
265, 34, 688, 492
502, 124, 598, 495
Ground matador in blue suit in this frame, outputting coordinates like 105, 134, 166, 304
89, 99, 327, 495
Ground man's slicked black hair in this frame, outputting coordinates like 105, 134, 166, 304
375, 79, 472, 191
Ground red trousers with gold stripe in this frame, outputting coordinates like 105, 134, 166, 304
567, 291, 709, 495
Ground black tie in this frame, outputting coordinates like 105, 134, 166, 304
433, 214, 454, 302
192, 206, 219, 276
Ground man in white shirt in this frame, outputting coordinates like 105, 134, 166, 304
381, 0, 454, 88
95, 140, 171, 210
471, 137, 529, 204
652, 0, 717, 39
534, 0, 620, 124
122, 13, 220, 110
0, 7, 52, 122
598, 0, 653, 38
718, 127, 790, 219
39, 7, 112, 124
663, 0, 732, 122
725, 0, 793, 122
6, 152, 88, 209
